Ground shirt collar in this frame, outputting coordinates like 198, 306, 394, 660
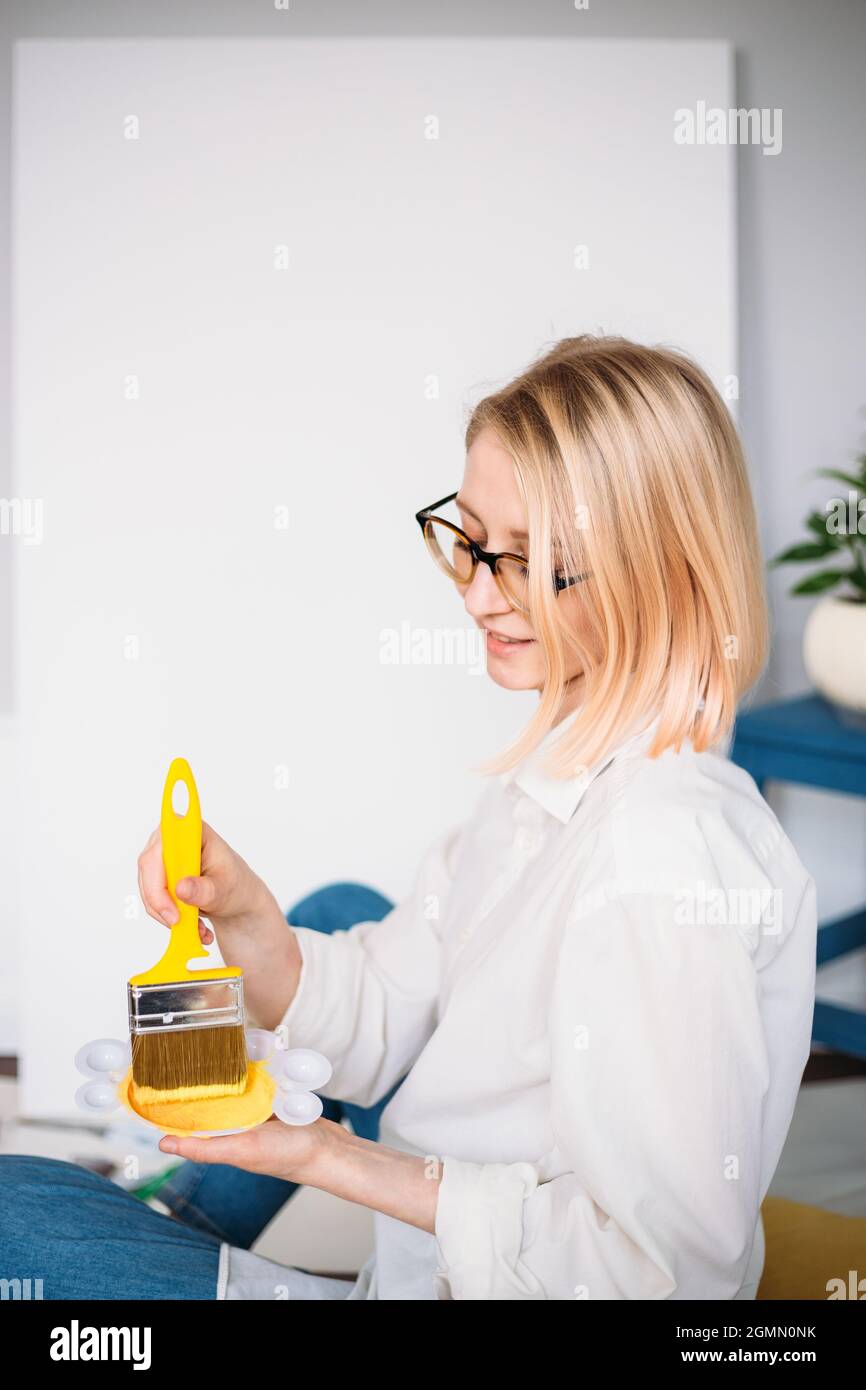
499, 705, 663, 826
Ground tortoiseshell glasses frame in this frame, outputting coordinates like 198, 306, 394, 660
415, 491, 592, 616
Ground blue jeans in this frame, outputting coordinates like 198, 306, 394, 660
0, 883, 394, 1299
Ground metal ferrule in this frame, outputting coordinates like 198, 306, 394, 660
127, 977, 244, 1035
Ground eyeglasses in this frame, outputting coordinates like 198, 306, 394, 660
415, 492, 592, 616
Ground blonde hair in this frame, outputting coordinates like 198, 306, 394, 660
466, 335, 769, 777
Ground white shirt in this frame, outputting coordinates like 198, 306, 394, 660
276, 708, 817, 1300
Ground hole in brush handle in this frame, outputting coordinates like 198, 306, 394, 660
171, 778, 190, 817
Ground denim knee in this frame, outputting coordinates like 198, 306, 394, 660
0, 1154, 111, 1238
0, 1154, 222, 1300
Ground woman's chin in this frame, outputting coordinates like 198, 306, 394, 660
484, 653, 541, 691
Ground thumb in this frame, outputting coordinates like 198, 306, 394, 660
175, 875, 218, 911
159, 1129, 263, 1167
159, 1133, 230, 1163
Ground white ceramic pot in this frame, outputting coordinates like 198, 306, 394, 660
803, 595, 866, 713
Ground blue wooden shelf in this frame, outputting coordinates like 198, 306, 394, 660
731, 693, 866, 1061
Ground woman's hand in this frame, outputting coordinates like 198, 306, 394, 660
137, 819, 278, 943
159, 1117, 442, 1234
137, 820, 302, 1031
159, 1115, 329, 1186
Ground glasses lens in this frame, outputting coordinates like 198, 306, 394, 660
495, 555, 529, 612
424, 518, 475, 586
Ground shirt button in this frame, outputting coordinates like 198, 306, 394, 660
513, 826, 544, 856
457, 925, 473, 945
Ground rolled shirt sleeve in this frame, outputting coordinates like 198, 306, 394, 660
433, 891, 786, 1300
279, 825, 463, 1109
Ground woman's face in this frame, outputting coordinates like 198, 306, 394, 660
457, 426, 585, 695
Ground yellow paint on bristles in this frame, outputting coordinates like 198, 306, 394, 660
130, 1079, 248, 1105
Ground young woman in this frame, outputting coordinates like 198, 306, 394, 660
1, 335, 816, 1300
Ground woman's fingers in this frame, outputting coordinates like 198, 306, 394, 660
138, 817, 249, 933
137, 832, 179, 926
158, 1118, 319, 1181
138, 828, 222, 936
175, 874, 219, 912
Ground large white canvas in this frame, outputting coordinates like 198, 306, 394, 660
11, 38, 735, 1114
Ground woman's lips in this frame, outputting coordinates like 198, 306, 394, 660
484, 628, 535, 656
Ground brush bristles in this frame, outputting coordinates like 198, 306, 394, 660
131, 1025, 249, 1103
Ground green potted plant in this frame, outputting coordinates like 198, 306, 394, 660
770, 446, 866, 713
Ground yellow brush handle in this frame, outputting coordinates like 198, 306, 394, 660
129, 757, 241, 987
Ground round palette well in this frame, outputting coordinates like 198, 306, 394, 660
118, 1060, 277, 1137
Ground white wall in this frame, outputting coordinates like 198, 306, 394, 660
9, 36, 735, 1111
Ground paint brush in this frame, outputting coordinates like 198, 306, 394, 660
128, 758, 249, 1105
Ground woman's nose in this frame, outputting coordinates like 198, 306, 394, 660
462, 561, 510, 619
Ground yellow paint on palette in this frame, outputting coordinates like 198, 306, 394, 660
117, 1060, 276, 1136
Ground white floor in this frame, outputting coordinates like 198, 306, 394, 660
2, 1070, 865, 1277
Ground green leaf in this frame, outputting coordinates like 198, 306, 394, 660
815, 468, 864, 492
806, 510, 833, 538
769, 540, 838, 566
789, 570, 845, 595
